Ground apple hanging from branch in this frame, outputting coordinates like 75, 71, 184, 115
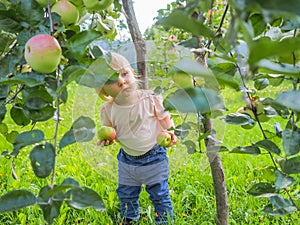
24, 34, 62, 74
51, 0, 80, 26
83, 0, 113, 11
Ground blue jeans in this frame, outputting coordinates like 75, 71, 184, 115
117, 144, 173, 224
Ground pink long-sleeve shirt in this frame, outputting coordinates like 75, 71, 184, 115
100, 90, 173, 156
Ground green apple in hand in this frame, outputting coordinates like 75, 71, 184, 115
157, 131, 172, 147
97, 126, 116, 142
24, 34, 62, 74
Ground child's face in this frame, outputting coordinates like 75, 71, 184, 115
103, 66, 136, 98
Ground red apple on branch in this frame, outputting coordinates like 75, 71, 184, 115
24, 34, 62, 74
157, 131, 172, 147
97, 126, 116, 141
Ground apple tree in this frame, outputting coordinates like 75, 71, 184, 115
0, 0, 122, 223
153, 0, 300, 223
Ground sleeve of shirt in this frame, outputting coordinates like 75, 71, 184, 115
100, 102, 113, 127
152, 94, 174, 130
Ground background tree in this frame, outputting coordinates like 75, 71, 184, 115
121, 0, 148, 89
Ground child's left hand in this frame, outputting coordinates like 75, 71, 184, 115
166, 131, 178, 147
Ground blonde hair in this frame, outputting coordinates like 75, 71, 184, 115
95, 52, 135, 101
109, 52, 132, 71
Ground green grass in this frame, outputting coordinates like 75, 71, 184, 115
1, 81, 300, 225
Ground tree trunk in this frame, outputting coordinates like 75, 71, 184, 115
204, 117, 229, 225
195, 37, 229, 225
121, 0, 148, 89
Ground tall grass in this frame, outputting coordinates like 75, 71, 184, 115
0, 80, 299, 225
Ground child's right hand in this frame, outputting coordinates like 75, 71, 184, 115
97, 139, 115, 147
97, 126, 116, 146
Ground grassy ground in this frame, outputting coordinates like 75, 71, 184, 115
1, 80, 300, 224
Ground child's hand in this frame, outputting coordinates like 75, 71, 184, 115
97, 139, 115, 147
97, 126, 116, 147
166, 131, 178, 147
157, 130, 178, 147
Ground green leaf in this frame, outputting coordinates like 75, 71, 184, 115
59, 116, 95, 149
275, 90, 300, 113
0, 46, 24, 78
0, 190, 36, 213
29, 143, 55, 178
207, 145, 229, 152
174, 123, 190, 139
157, 9, 215, 38
262, 203, 297, 216
183, 140, 197, 154
254, 139, 281, 155
6, 130, 19, 145
0, 123, 8, 135
0, 9, 22, 33
262, 97, 290, 118
275, 170, 296, 190
77, 57, 117, 88
0, 101, 6, 123
171, 58, 214, 79
37, 185, 64, 225
39, 179, 80, 199
257, 59, 300, 77
279, 156, 300, 174
45, 77, 68, 103
13, 130, 44, 151
10, 105, 31, 126
248, 36, 300, 65
65, 187, 105, 211
282, 129, 300, 156
209, 62, 240, 90
23, 105, 56, 122
59, 65, 87, 93
0, 85, 9, 99
243, 0, 300, 17
262, 196, 297, 216
254, 78, 269, 90
223, 113, 255, 125
22, 85, 53, 110
281, 17, 300, 31
250, 13, 267, 36
0, 32, 15, 54
61, 178, 80, 187
0, 72, 46, 87
14, 0, 44, 27
230, 146, 261, 155
66, 30, 101, 56
247, 182, 277, 197
178, 37, 199, 48
164, 87, 224, 113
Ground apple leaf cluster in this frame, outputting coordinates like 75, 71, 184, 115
155, 0, 300, 216
0, 0, 121, 223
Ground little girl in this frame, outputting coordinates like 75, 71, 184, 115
97, 52, 178, 224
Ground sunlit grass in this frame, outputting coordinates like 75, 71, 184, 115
1, 80, 300, 224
